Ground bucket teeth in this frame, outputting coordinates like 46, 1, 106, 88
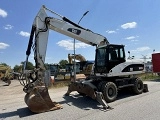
50, 102, 63, 111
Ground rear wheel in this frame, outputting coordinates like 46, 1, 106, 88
132, 78, 144, 94
102, 82, 117, 103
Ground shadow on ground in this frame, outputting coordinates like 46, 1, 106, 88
61, 89, 139, 111
62, 94, 100, 110
0, 84, 9, 87
116, 88, 137, 100
0, 107, 35, 119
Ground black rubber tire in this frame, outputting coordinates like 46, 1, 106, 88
97, 81, 106, 92
78, 92, 86, 96
102, 82, 118, 103
132, 78, 144, 94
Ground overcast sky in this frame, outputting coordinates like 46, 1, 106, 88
0, 0, 160, 68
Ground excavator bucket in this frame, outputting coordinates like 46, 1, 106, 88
24, 85, 62, 113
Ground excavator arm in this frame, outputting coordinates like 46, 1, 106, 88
21, 5, 110, 113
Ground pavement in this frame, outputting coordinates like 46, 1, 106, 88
0, 79, 160, 120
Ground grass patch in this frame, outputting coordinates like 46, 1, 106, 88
137, 73, 160, 81
49, 80, 71, 89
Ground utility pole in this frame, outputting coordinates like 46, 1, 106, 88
73, 11, 89, 81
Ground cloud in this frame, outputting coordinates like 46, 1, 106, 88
0, 8, 7, 18
131, 46, 150, 53
0, 42, 10, 49
57, 39, 90, 50
125, 36, 136, 40
75, 42, 90, 49
18, 31, 30, 37
121, 22, 137, 29
131, 39, 139, 42
137, 46, 150, 51
106, 30, 116, 34
4, 24, 13, 30
125, 36, 139, 41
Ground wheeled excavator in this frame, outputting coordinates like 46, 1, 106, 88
20, 5, 148, 113
67, 53, 94, 75
68, 54, 86, 64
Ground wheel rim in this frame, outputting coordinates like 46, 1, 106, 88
108, 87, 115, 97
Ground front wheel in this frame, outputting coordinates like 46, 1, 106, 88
102, 82, 118, 103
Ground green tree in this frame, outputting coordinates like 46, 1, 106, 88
0, 62, 8, 66
13, 65, 21, 72
59, 60, 68, 69
23, 61, 34, 70
13, 61, 34, 72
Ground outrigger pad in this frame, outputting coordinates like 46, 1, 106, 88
143, 84, 149, 92
95, 91, 113, 111
24, 86, 62, 113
